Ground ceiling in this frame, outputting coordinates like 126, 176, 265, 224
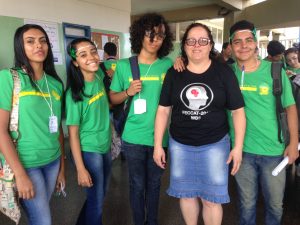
131, 0, 217, 15
131, 0, 244, 15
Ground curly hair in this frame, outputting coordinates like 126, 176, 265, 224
130, 12, 173, 58
180, 23, 216, 65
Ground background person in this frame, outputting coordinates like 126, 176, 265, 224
284, 47, 300, 177
101, 41, 118, 94
217, 42, 235, 64
264, 40, 285, 62
285, 47, 300, 77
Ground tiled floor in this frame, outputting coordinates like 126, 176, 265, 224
1, 147, 300, 225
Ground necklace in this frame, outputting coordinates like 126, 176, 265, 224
144, 59, 157, 77
137, 59, 157, 99
34, 73, 54, 116
238, 59, 260, 72
237, 59, 260, 87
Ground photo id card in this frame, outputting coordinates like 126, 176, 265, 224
49, 116, 58, 133
134, 99, 146, 114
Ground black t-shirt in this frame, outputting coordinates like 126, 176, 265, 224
159, 60, 244, 146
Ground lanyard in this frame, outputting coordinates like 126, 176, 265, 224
240, 65, 245, 87
34, 73, 54, 116
138, 59, 157, 99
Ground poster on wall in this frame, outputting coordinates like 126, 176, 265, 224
24, 19, 60, 52
91, 32, 120, 61
53, 52, 63, 65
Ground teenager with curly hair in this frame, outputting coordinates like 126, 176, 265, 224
109, 12, 173, 225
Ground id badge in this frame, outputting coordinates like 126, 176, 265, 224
134, 99, 146, 114
49, 116, 58, 133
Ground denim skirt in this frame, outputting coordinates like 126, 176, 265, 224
167, 134, 230, 203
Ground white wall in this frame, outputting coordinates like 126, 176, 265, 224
0, 0, 131, 33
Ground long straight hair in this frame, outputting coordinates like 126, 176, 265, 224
13, 24, 62, 85
66, 38, 96, 102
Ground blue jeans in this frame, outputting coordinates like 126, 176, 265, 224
235, 152, 286, 225
21, 158, 60, 225
76, 151, 112, 225
123, 141, 165, 225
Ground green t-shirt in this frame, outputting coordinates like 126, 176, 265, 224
0, 69, 63, 168
103, 59, 117, 72
110, 57, 173, 147
228, 60, 295, 156
65, 76, 111, 153
286, 66, 300, 75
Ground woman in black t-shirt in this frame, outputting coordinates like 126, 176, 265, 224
154, 23, 246, 225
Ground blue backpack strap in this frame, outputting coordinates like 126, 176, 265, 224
129, 55, 140, 80
118, 56, 140, 135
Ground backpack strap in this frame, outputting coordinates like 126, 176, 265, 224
123, 55, 140, 111
271, 62, 284, 143
99, 63, 109, 77
119, 56, 140, 135
9, 69, 21, 143
129, 55, 140, 80
100, 62, 111, 96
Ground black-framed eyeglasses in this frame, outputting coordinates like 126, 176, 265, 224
185, 38, 211, 46
145, 30, 166, 40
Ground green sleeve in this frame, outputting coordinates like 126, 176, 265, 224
165, 57, 174, 68
65, 90, 82, 126
281, 69, 295, 108
0, 69, 14, 111
110, 60, 126, 92
96, 68, 105, 80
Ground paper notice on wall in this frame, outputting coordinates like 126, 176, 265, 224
101, 35, 109, 48
98, 49, 104, 61
53, 52, 63, 65
24, 19, 60, 51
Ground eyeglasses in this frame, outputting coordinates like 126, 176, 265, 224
185, 38, 211, 46
145, 30, 166, 40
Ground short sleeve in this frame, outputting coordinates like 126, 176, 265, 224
159, 67, 173, 106
65, 90, 82, 126
0, 69, 14, 111
96, 67, 105, 80
222, 65, 245, 110
110, 60, 126, 92
281, 70, 295, 108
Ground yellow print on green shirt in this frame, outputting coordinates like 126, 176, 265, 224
19, 91, 50, 98
89, 91, 105, 105
259, 83, 269, 95
161, 73, 166, 84
51, 90, 61, 101
240, 85, 257, 92
129, 77, 159, 82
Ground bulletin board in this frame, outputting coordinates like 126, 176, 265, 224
91, 32, 120, 61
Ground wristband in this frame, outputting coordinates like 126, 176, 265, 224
125, 89, 132, 97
